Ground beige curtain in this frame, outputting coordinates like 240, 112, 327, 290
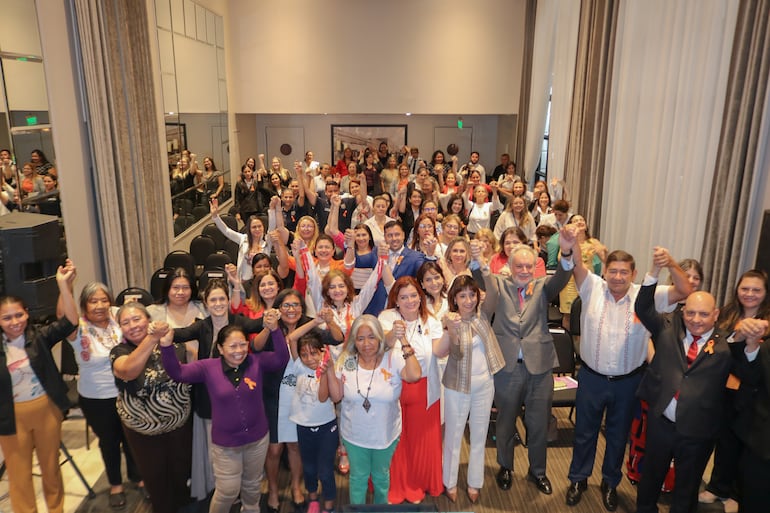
515, 0, 537, 178
73, 0, 170, 292
701, 0, 770, 305
563, 0, 618, 238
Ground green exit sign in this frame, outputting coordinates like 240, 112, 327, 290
26, 115, 38, 125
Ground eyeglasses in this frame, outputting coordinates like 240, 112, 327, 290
280, 303, 302, 310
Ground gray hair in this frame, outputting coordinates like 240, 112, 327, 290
79, 282, 114, 312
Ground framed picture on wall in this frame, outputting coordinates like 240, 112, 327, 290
331, 124, 407, 164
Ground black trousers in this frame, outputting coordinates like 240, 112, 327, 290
123, 418, 192, 513
79, 395, 140, 486
740, 447, 770, 513
636, 414, 715, 513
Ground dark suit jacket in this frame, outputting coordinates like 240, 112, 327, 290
359, 246, 427, 315
481, 262, 572, 375
635, 283, 733, 439
732, 339, 770, 459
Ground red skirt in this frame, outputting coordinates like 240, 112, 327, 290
388, 377, 443, 503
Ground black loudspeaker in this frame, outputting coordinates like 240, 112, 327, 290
0, 212, 64, 319
756, 210, 770, 278
341, 506, 437, 513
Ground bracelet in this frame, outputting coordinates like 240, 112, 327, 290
561, 250, 573, 258
402, 348, 416, 359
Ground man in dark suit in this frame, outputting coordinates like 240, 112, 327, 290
359, 220, 428, 315
729, 314, 768, 513
476, 226, 576, 495
634, 259, 733, 513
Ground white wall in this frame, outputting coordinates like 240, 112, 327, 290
228, 0, 526, 115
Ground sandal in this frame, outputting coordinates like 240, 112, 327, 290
109, 491, 127, 508
337, 447, 349, 475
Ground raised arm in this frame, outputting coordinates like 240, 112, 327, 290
654, 247, 694, 304
160, 329, 206, 383
56, 260, 79, 326
325, 194, 341, 237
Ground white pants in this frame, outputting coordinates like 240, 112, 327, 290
442, 372, 495, 489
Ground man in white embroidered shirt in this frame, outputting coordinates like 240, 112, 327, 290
564, 247, 692, 511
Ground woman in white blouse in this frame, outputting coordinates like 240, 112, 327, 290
324, 315, 421, 504
464, 184, 502, 237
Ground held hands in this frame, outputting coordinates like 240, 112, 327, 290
391, 320, 407, 342
736, 318, 769, 350
470, 239, 486, 265
330, 193, 341, 207
316, 307, 333, 326
422, 236, 438, 256
651, 246, 672, 277
263, 308, 281, 331
158, 326, 175, 347
558, 224, 578, 253
443, 312, 462, 336
344, 229, 356, 248
269, 196, 281, 210
378, 241, 389, 259
148, 321, 170, 343
209, 198, 219, 216
268, 230, 281, 245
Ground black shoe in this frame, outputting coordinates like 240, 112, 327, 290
109, 491, 127, 509
601, 480, 618, 511
527, 472, 553, 495
496, 467, 513, 490
566, 480, 587, 506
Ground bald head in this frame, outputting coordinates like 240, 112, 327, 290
682, 291, 719, 337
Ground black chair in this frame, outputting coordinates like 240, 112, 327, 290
150, 267, 172, 302
174, 198, 194, 216
192, 205, 209, 222
551, 325, 577, 424
205, 251, 233, 270
189, 235, 217, 267
220, 214, 238, 231
115, 287, 154, 307
198, 268, 227, 292
223, 239, 240, 263
202, 223, 226, 250
163, 250, 196, 278
173, 217, 189, 237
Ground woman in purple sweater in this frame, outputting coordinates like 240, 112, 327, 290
160, 307, 289, 513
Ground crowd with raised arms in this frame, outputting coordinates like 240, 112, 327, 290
2, 144, 769, 513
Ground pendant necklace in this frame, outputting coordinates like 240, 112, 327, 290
356, 355, 377, 412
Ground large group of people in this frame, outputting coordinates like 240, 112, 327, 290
0, 148, 61, 216
1, 143, 769, 513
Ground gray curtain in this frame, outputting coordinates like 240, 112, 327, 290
515, 0, 537, 179
701, 0, 770, 306
563, 0, 618, 238
73, 0, 170, 292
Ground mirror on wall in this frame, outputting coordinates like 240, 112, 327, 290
155, 0, 230, 237
0, 0, 62, 218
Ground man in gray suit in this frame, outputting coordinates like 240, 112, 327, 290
475, 226, 576, 495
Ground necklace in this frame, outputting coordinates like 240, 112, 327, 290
355, 355, 377, 412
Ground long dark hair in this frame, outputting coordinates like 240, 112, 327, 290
159, 267, 198, 304
718, 269, 770, 332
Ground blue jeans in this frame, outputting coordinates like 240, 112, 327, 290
297, 420, 339, 501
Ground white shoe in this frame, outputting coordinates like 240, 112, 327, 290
697, 490, 721, 504
723, 498, 739, 513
